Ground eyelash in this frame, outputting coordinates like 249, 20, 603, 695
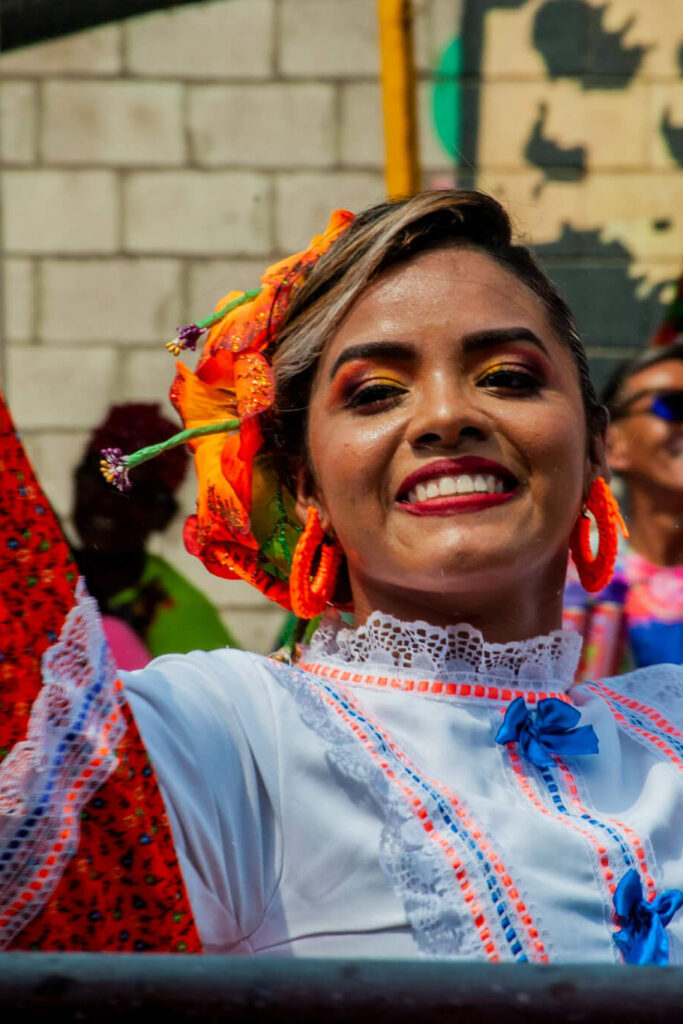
347, 380, 408, 410
477, 366, 543, 392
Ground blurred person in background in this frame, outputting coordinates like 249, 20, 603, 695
564, 338, 683, 679
73, 403, 239, 668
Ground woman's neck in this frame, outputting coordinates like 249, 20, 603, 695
350, 563, 567, 644
626, 486, 683, 567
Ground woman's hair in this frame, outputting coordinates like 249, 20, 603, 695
266, 190, 605, 477
601, 340, 683, 415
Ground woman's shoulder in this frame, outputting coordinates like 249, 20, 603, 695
120, 649, 308, 815
574, 662, 683, 724
122, 647, 289, 739
126, 644, 276, 683
600, 662, 683, 695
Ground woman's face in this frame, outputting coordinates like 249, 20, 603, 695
300, 247, 604, 623
607, 358, 683, 499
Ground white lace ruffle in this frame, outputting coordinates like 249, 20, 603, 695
304, 612, 581, 690
0, 580, 125, 948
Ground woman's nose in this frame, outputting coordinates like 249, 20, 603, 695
406, 376, 491, 451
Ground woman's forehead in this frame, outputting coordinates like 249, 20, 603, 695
322, 247, 561, 359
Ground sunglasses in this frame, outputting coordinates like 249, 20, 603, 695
612, 389, 683, 424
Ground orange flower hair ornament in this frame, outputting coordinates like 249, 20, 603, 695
569, 477, 629, 593
100, 210, 354, 613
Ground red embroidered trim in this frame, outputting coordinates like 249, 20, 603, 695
300, 661, 572, 705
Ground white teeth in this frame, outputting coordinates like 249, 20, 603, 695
406, 473, 508, 503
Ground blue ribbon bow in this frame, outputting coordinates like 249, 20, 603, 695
495, 696, 599, 768
613, 869, 683, 966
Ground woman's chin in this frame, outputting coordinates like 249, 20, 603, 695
367, 547, 540, 603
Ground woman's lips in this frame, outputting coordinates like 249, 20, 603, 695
398, 489, 518, 516
396, 456, 519, 516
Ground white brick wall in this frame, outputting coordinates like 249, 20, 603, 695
274, 171, 384, 250
3, 171, 119, 253
3, 259, 35, 342
119, 348, 184, 409
278, 0, 378, 77
188, 83, 336, 168
123, 171, 272, 255
40, 259, 183, 344
124, 0, 274, 79
42, 81, 186, 166
0, 83, 37, 163
7, 345, 118, 428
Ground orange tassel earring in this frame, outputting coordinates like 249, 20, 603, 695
569, 477, 629, 593
290, 507, 342, 619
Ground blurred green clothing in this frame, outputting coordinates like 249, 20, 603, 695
106, 553, 238, 657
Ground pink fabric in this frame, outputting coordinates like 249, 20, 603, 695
101, 615, 150, 671
624, 552, 683, 625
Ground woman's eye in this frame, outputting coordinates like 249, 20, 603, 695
478, 367, 542, 392
347, 381, 407, 410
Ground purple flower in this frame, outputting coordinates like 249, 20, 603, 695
177, 323, 204, 350
165, 323, 206, 357
99, 448, 132, 492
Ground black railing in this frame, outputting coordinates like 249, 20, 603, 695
0, 955, 681, 1022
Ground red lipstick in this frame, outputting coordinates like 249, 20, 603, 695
396, 456, 519, 517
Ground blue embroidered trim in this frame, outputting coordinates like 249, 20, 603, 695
313, 675, 532, 962
536, 765, 634, 868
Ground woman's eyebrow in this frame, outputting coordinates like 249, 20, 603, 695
328, 341, 415, 380
462, 327, 549, 356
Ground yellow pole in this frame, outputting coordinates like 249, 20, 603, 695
378, 0, 420, 197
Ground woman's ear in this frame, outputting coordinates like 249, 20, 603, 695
294, 461, 332, 534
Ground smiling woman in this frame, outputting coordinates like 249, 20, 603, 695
4, 190, 683, 965
300, 246, 593, 637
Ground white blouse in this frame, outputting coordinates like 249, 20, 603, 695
122, 611, 683, 963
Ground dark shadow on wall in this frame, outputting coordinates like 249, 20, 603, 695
524, 102, 586, 181
0, 0, 205, 51
661, 108, 683, 166
533, 226, 673, 372
532, 0, 649, 88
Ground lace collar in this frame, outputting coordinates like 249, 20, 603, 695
300, 611, 581, 694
